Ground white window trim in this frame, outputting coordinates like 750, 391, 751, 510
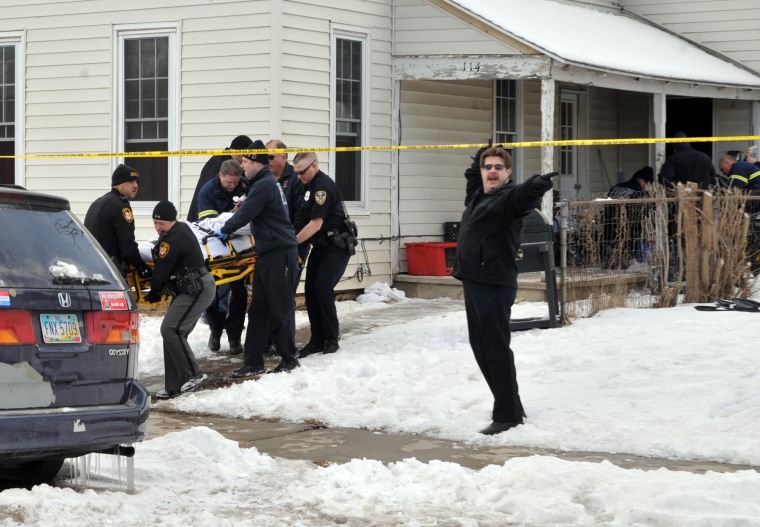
112, 22, 179, 214
330, 24, 371, 215
493, 79, 523, 182
0, 31, 24, 187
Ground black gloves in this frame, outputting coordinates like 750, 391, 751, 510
145, 290, 162, 303
528, 172, 559, 194
137, 265, 152, 279
471, 138, 493, 168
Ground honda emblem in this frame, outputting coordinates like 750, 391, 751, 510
58, 292, 72, 308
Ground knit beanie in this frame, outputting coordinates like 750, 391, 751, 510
111, 164, 139, 186
152, 200, 177, 221
242, 139, 270, 165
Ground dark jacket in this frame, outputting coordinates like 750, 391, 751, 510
453, 167, 546, 287
187, 155, 231, 221
657, 144, 717, 190
149, 221, 207, 294
195, 175, 250, 219
299, 170, 348, 241
84, 188, 143, 269
221, 167, 297, 255
276, 163, 305, 225
727, 160, 760, 190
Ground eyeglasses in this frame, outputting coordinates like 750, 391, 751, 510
481, 164, 506, 171
295, 162, 314, 176
268, 155, 276, 161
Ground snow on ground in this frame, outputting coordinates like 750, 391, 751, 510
2, 285, 760, 525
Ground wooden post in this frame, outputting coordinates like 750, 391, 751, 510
699, 191, 714, 300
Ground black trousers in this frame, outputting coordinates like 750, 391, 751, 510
462, 280, 524, 424
205, 279, 247, 342
304, 245, 350, 344
243, 247, 299, 369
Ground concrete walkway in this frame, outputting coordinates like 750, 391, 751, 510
142, 298, 758, 475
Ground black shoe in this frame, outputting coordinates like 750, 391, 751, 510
230, 365, 266, 378
156, 390, 181, 400
208, 331, 222, 352
479, 421, 522, 435
181, 372, 208, 393
322, 340, 340, 354
298, 341, 324, 358
228, 339, 243, 355
269, 360, 299, 374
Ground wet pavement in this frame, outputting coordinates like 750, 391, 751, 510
141, 298, 759, 475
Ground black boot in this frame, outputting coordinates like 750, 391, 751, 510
298, 341, 324, 358
228, 338, 243, 355
208, 331, 222, 352
322, 340, 340, 354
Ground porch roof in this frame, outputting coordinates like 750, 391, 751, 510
444, 0, 760, 88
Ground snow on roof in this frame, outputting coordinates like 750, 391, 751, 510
447, 0, 760, 87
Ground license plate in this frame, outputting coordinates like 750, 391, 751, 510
40, 314, 83, 344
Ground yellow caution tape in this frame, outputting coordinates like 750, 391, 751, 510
2, 135, 760, 159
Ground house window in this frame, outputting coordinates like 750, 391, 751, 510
122, 35, 170, 201
0, 45, 14, 185
495, 80, 519, 174
333, 32, 368, 204
560, 95, 577, 176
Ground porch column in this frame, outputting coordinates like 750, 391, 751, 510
653, 92, 667, 175
540, 77, 555, 222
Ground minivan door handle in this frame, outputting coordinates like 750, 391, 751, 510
50, 373, 78, 386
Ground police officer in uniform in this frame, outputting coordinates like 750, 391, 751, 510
215, 140, 300, 377
84, 164, 152, 279
146, 200, 216, 399
292, 152, 352, 357
196, 158, 250, 354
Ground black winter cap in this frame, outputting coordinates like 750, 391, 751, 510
111, 164, 140, 186
229, 135, 252, 150
632, 166, 654, 183
242, 139, 270, 165
152, 200, 177, 221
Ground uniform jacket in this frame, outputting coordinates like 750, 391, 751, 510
221, 167, 297, 255
276, 163, 305, 226
452, 166, 546, 287
608, 179, 646, 199
657, 144, 717, 190
195, 175, 250, 219
299, 170, 348, 241
149, 221, 207, 293
84, 188, 143, 269
727, 160, 760, 190
187, 154, 231, 222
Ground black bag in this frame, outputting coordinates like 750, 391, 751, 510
343, 218, 359, 255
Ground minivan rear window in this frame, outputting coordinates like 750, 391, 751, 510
0, 207, 120, 288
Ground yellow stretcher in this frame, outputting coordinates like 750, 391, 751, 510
128, 235, 256, 303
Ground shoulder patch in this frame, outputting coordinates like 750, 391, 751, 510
315, 190, 327, 206
158, 241, 171, 259
122, 207, 134, 223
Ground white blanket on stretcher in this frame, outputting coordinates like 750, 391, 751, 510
138, 212, 253, 263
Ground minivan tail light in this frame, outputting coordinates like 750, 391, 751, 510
85, 311, 139, 344
0, 310, 36, 345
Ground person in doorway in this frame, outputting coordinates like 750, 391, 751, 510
292, 152, 352, 358
145, 200, 216, 400
84, 164, 152, 279
196, 158, 250, 354
452, 144, 556, 435
657, 132, 718, 190
215, 140, 300, 377
187, 134, 251, 222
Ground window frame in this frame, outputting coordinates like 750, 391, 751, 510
330, 24, 370, 214
493, 79, 522, 181
113, 23, 178, 214
0, 32, 24, 186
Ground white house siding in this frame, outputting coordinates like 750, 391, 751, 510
394, 0, 525, 56
0, 0, 395, 291
397, 79, 490, 271
585, 87, 621, 196
276, 0, 395, 285
622, 0, 760, 74
619, 90, 652, 181
714, 98, 753, 157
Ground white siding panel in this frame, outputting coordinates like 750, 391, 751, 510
715, 99, 753, 156
623, 0, 760, 73
395, 0, 523, 56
